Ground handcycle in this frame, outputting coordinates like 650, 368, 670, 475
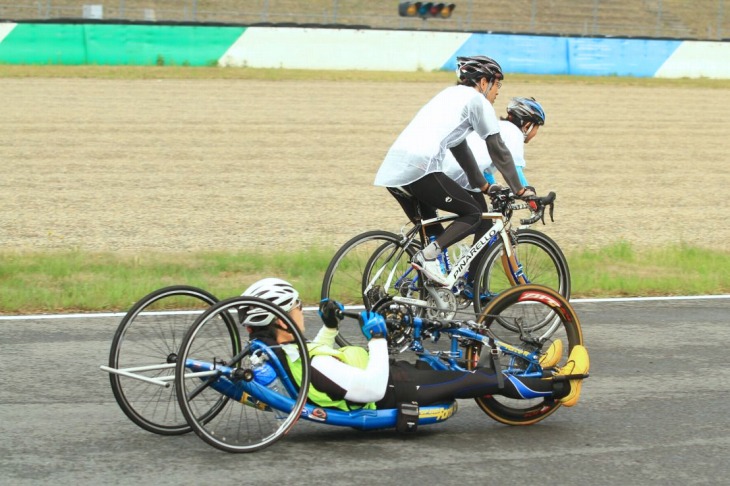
321, 187, 570, 346
101, 283, 586, 453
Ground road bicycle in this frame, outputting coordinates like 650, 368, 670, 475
101, 283, 585, 453
321, 188, 570, 346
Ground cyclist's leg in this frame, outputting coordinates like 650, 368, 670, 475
376, 362, 566, 408
387, 187, 443, 239
405, 173, 482, 251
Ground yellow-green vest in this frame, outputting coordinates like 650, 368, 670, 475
286, 343, 377, 411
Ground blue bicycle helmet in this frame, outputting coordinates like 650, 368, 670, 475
506, 97, 546, 127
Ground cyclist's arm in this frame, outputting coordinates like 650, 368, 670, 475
483, 170, 496, 184
449, 139, 488, 191
310, 339, 389, 403
485, 133, 525, 194
515, 166, 529, 186
312, 325, 338, 347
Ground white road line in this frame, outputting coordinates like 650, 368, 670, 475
0, 294, 728, 321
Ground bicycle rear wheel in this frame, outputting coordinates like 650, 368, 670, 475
322, 230, 421, 308
322, 231, 421, 347
108, 285, 218, 435
472, 229, 570, 319
465, 284, 583, 425
175, 297, 310, 453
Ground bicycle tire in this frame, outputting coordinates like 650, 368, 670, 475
175, 296, 310, 453
472, 229, 570, 320
108, 285, 219, 435
322, 231, 421, 348
465, 284, 583, 425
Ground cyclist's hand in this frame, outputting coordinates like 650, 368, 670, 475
486, 183, 506, 196
319, 299, 344, 329
358, 311, 388, 340
519, 187, 538, 211
518, 187, 536, 199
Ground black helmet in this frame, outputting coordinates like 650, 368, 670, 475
507, 97, 546, 127
456, 56, 504, 85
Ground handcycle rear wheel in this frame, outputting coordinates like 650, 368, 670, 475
175, 296, 311, 453
321, 230, 421, 347
473, 229, 571, 322
466, 284, 583, 425
108, 285, 219, 435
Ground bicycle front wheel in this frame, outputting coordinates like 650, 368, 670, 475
175, 297, 310, 453
473, 229, 570, 318
465, 284, 583, 425
108, 285, 218, 435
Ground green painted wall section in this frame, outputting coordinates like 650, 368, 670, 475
0, 23, 246, 66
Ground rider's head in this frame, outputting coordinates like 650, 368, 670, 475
455, 55, 504, 104
506, 97, 546, 144
238, 278, 303, 342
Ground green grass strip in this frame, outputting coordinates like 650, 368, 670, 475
1, 242, 728, 314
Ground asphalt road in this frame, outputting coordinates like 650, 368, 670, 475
1, 297, 729, 485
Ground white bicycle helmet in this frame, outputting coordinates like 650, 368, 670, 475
239, 278, 300, 326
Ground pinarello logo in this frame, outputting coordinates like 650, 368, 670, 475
310, 408, 327, 421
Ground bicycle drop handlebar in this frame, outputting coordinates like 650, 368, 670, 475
489, 187, 556, 226
521, 192, 556, 225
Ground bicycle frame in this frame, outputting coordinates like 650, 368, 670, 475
182, 352, 461, 430
423, 212, 514, 288
403, 315, 547, 379
367, 211, 520, 313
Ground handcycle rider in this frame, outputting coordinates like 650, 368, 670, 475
374, 55, 536, 288
240, 277, 589, 416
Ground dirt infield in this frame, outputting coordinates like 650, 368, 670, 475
2, 77, 729, 254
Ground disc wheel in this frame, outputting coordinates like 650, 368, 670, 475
108, 285, 218, 435
465, 284, 583, 425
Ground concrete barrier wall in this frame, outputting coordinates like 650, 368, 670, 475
1, 22, 729, 78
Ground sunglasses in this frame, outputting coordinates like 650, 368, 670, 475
292, 300, 303, 311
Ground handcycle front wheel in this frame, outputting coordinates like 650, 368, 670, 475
108, 285, 219, 436
175, 296, 311, 453
466, 284, 583, 425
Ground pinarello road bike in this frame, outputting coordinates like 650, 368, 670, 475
321, 188, 570, 347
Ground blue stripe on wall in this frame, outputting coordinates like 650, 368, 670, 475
567, 37, 682, 76
446, 33, 683, 77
